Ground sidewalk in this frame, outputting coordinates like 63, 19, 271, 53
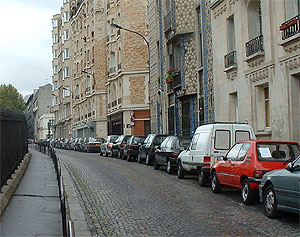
0, 148, 62, 236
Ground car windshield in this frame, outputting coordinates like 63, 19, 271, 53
257, 143, 300, 162
90, 138, 102, 142
115, 136, 124, 142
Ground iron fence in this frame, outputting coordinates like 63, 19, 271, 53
0, 108, 28, 189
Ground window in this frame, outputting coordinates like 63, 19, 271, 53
196, 7, 203, 67
64, 30, 69, 40
264, 87, 270, 127
191, 133, 199, 150
53, 34, 58, 43
63, 87, 71, 97
63, 67, 70, 79
52, 19, 58, 28
229, 92, 238, 122
76, 85, 80, 97
64, 12, 69, 22
226, 143, 243, 160
63, 0, 69, 3
235, 130, 250, 142
64, 48, 70, 59
285, 0, 300, 20
53, 82, 58, 90
53, 49, 58, 59
86, 75, 91, 92
182, 101, 190, 136
214, 130, 231, 150
247, 0, 262, 39
237, 143, 250, 161
227, 15, 236, 52
53, 65, 58, 74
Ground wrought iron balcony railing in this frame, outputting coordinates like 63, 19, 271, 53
224, 51, 237, 68
246, 35, 264, 57
280, 14, 300, 40
167, 70, 181, 93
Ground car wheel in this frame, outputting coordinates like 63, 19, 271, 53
198, 169, 209, 187
137, 154, 142, 164
211, 172, 221, 193
87, 148, 90, 153
154, 158, 159, 170
177, 160, 185, 179
127, 154, 131, 162
166, 160, 173, 174
146, 154, 150, 166
263, 185, 278, 218
241, 179, 255, 205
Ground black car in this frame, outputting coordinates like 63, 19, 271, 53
123, 136, 146, 161
112, 135, 131, 159
259, 156, 300, 218
153, 136, 192, 174
138, 134, 168, 165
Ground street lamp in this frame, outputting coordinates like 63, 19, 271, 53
82, 70, 96, 90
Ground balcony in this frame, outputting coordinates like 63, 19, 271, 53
118, 98, 122, 104
246, 35, 264, 57
280, 14, 300, 41
224, 51, 237, 69
164, 11, 172, 32
167, 70, 181, 93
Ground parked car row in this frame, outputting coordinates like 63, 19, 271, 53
52, 137, 104, 153
99, 123, 300, 219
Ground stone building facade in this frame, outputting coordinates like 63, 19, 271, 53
106, 0, 150, 136
211, 0, 300, 141
51, 0, 73, 138
70, 0, 108, 138
32, 84, 53, 140
148, 0, 214, 136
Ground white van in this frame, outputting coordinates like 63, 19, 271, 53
177, 123, 256, 186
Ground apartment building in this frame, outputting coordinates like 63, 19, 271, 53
52, 0, 73, 138
32, 84, 53, 139
70, 0, 108, 138
211, 0, 300, 141
106, 0, 150, 136
147, 0, 214, 136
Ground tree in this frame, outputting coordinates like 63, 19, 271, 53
0, 84, 26, 113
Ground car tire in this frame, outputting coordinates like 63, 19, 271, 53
117, 150, 121, 159
263, 185, 278, 218
154, 158, 159, 170
127, 154, 131, 162
166, 160, 173, 174
87, 148, 90, 153
146, 154, 150, 166
211, 172, 221, 193
198, 169, 209, 187
241, 179, 255, 205
137, 154, 142, 164
177, 160, 185, 179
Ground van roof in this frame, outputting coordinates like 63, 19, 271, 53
195, 123, 252, 131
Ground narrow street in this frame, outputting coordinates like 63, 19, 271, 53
56, 149, 299, 236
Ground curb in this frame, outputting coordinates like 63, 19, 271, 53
61, 163, 92, 237
0, 153, 32, 216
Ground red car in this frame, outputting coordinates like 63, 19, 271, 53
210, 140, 300, 204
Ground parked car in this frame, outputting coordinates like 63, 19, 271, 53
112, 135, 131, 159
177, 123, 256, 187
64, 138, 73, 150
123, 136, 146, 161
74, 138, 83, 151
70, 138, 79, 150
153, 136, 192, 174
138, 134, 168, 165
83, 137, 104, 153
210, 140, 300, 205
100, 135, 119, 157
259, 156, 300, 218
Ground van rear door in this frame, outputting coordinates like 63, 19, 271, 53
233, 124, 255, 143
212, 127, 232, 164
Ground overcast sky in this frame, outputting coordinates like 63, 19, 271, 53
0, 0, 62, 97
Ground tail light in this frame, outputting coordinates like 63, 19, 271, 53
120, 144, 124, 148
253, 170, 264, 178
107, 144, 111, 149
171, 153, 178, 158
130, 144, 134, 149
90, 143, 95, 146
203, 156, 211, 167
152, 148, 156, 153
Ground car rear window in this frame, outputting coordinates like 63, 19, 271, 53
110, 136, 118, 142
153, 136, 168, 145
133, 136, 146, 144
257, 143, 300, 162
178, 138, 192, 149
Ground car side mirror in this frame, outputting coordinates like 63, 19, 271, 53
286, 162, 293, 171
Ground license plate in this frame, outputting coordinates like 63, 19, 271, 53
96, 144, 100, 146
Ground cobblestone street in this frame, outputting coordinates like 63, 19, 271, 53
56, 149, 299, 237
